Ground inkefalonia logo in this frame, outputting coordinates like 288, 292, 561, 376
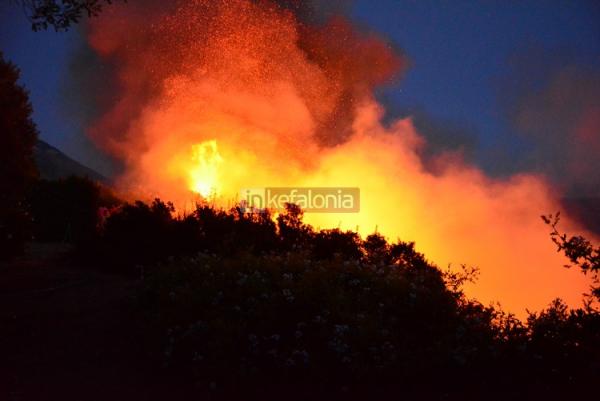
239, 187, 360, 213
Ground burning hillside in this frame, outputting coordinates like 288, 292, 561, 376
82, 0, 595, 314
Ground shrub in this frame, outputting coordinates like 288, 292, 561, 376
140, 249, 463, 398
82, 201, 599, 399
27, 176, 118, 243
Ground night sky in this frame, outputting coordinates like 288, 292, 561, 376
1, 0, 599, 193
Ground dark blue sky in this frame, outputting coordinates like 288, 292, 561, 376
1, 0, 599, 180
351, 1, 599, 166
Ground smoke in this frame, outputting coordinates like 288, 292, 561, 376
84, 0, 404, 153
496, 47, 600, 197
513, 66, 600, 196
379, 105, 480, 173
272, 0, 352, 23
60, 37, 123, 178
78, 0, 595, 315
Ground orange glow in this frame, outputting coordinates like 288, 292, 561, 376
85, 0, 597, 316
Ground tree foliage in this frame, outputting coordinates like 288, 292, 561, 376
16, 0, 118, 31
27, 176, 118, 243
109, 202, 596, 400
0, 52, 38, 258
13, 192, 598, 398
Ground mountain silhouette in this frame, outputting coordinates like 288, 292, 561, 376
34, 140, 108, 183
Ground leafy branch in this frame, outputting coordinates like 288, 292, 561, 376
16, 0, 120, 31
542, 212, 600, 302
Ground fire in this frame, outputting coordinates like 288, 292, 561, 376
84, 0, 597, 315
187, 140, 223, 198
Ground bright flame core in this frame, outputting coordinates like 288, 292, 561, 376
187, 140, 223, 198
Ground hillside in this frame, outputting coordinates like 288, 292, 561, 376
33, 140, 108, 183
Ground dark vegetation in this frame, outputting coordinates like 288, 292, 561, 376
543, 213, 600, 302
1, 49, 599, 400
27, 176, 118, 244
10, 187, 600, 399
16, 0, 119, 31
0, 51, 38, 260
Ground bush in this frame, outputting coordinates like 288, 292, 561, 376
0, 201, 32, 260
140, 250, 462, 398
138, 251, 599, 400
27, 176, 118, 244
82, 200, 599, 399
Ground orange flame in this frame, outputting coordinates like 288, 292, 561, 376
85, 0, 597, 315
186, 140, 223, 198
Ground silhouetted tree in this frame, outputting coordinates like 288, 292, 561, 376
362, 233, 390, 265
97, 198, 176, 269
15, 0, 119, 31
312, 228, 362, 260
0, 52, 38, 259
277, 202, 313, 250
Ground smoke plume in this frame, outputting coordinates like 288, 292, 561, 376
80, 0, 595, 314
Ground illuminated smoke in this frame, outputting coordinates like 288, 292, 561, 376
84, 0, 595, 314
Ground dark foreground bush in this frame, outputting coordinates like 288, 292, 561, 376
0, 201, 32, 260
137, 251, 599, 400
77, 200, 599, 399
27, 176, 118, 244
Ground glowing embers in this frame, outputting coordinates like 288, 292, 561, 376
187, 139, 223, 198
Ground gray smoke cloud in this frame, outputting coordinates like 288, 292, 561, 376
494, 46, 600, 197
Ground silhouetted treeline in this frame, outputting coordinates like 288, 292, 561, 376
13, 173, 600, 399
44, 196, 594, 400
16, 0, 119, 31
